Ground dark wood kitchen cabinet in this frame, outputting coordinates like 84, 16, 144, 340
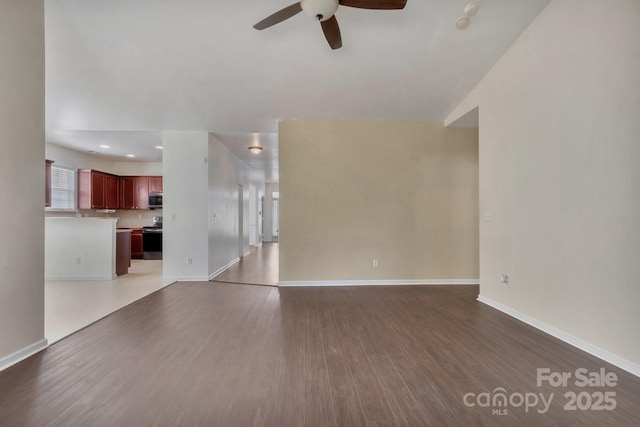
116, 230, 132, 275
80, 172, 162, 210
118, 176, 136, 209
131, 228, 143, 259
135, 176, 150, 210
119, 176, 161, 210
149, 176, 163, 193
78, 169, 119, 209
105, 174, 119, 209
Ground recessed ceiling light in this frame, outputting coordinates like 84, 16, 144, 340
155, 146, 163, 150
99, 144, 110, 149
248, 145, 263, 154
126, 154, 135, 158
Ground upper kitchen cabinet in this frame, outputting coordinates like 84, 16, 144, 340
78, 169, 119, 210
119, 176, 135, 209
119, 176, 162, 210
105, 174, 119, 209
135, 176, 149, 210
149, 176, 163, 193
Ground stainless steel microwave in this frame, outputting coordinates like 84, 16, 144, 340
148, 192, 162, 209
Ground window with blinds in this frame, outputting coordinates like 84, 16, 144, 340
49, 165, 76, 210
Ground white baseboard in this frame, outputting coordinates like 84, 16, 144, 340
209, 257, 241, 280
278, 279, 479, 287
477, 295, 640, 378
243, 250, 251, 258
0, 339, 48, 373
45, 275, 115, 281
162, 276, 210, 282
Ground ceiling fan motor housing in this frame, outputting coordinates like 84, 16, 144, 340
301, 0, 339, 22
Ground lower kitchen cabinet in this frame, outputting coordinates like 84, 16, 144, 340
116, 229, 132, 276
131, 228, 143, 259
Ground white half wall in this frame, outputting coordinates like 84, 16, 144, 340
45, 218, 117, 280
0, 0, 47, 366
446, 0, 640, 370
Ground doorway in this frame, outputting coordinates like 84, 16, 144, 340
238, 184, 244, 258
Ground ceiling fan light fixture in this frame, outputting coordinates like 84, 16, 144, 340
248, 145, 264, 154
301, 0, 339, 22
456, 17, 470, 30
464, 2, 479, 17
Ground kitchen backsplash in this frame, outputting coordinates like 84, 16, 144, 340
45, 209, 162, 228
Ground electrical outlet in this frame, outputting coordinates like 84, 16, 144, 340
187, 257, 193, 265
373, 259, 380, 268
75, 257, 81, 265
500, 274, 509, 287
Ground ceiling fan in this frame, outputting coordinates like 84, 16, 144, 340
253, 0, 407, 50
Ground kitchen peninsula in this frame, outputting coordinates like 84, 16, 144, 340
45, 217, 131, 280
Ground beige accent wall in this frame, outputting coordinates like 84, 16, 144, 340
279, 119, 478, 282
446, 0, 640, 369
0, 0, 46, 361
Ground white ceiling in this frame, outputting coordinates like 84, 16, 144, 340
45, 0, 551, 179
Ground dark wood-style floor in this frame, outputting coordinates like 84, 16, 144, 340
212, 243, 279, 287
1, 283, 639, 426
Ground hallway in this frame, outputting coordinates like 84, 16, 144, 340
212, 243, 279, 286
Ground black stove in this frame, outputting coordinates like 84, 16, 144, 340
142, 216, 163, 259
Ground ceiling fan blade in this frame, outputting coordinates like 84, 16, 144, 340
253, 2, 303, 30
321, 16, 342, 50
339, 0, 407, 10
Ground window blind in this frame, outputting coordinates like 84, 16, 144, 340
50, 165, 76, 210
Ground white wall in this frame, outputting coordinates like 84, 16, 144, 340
46, 142, 114, 173
162, 132, 262, 281
446, 0, 640, 373
45, 218, 117, 280
162, 131, 210, 281
207, 134, 254, 277
0, 0, 47, 367
112, 161, 162, 176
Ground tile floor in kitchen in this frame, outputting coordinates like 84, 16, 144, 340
45, 260, 173, 343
